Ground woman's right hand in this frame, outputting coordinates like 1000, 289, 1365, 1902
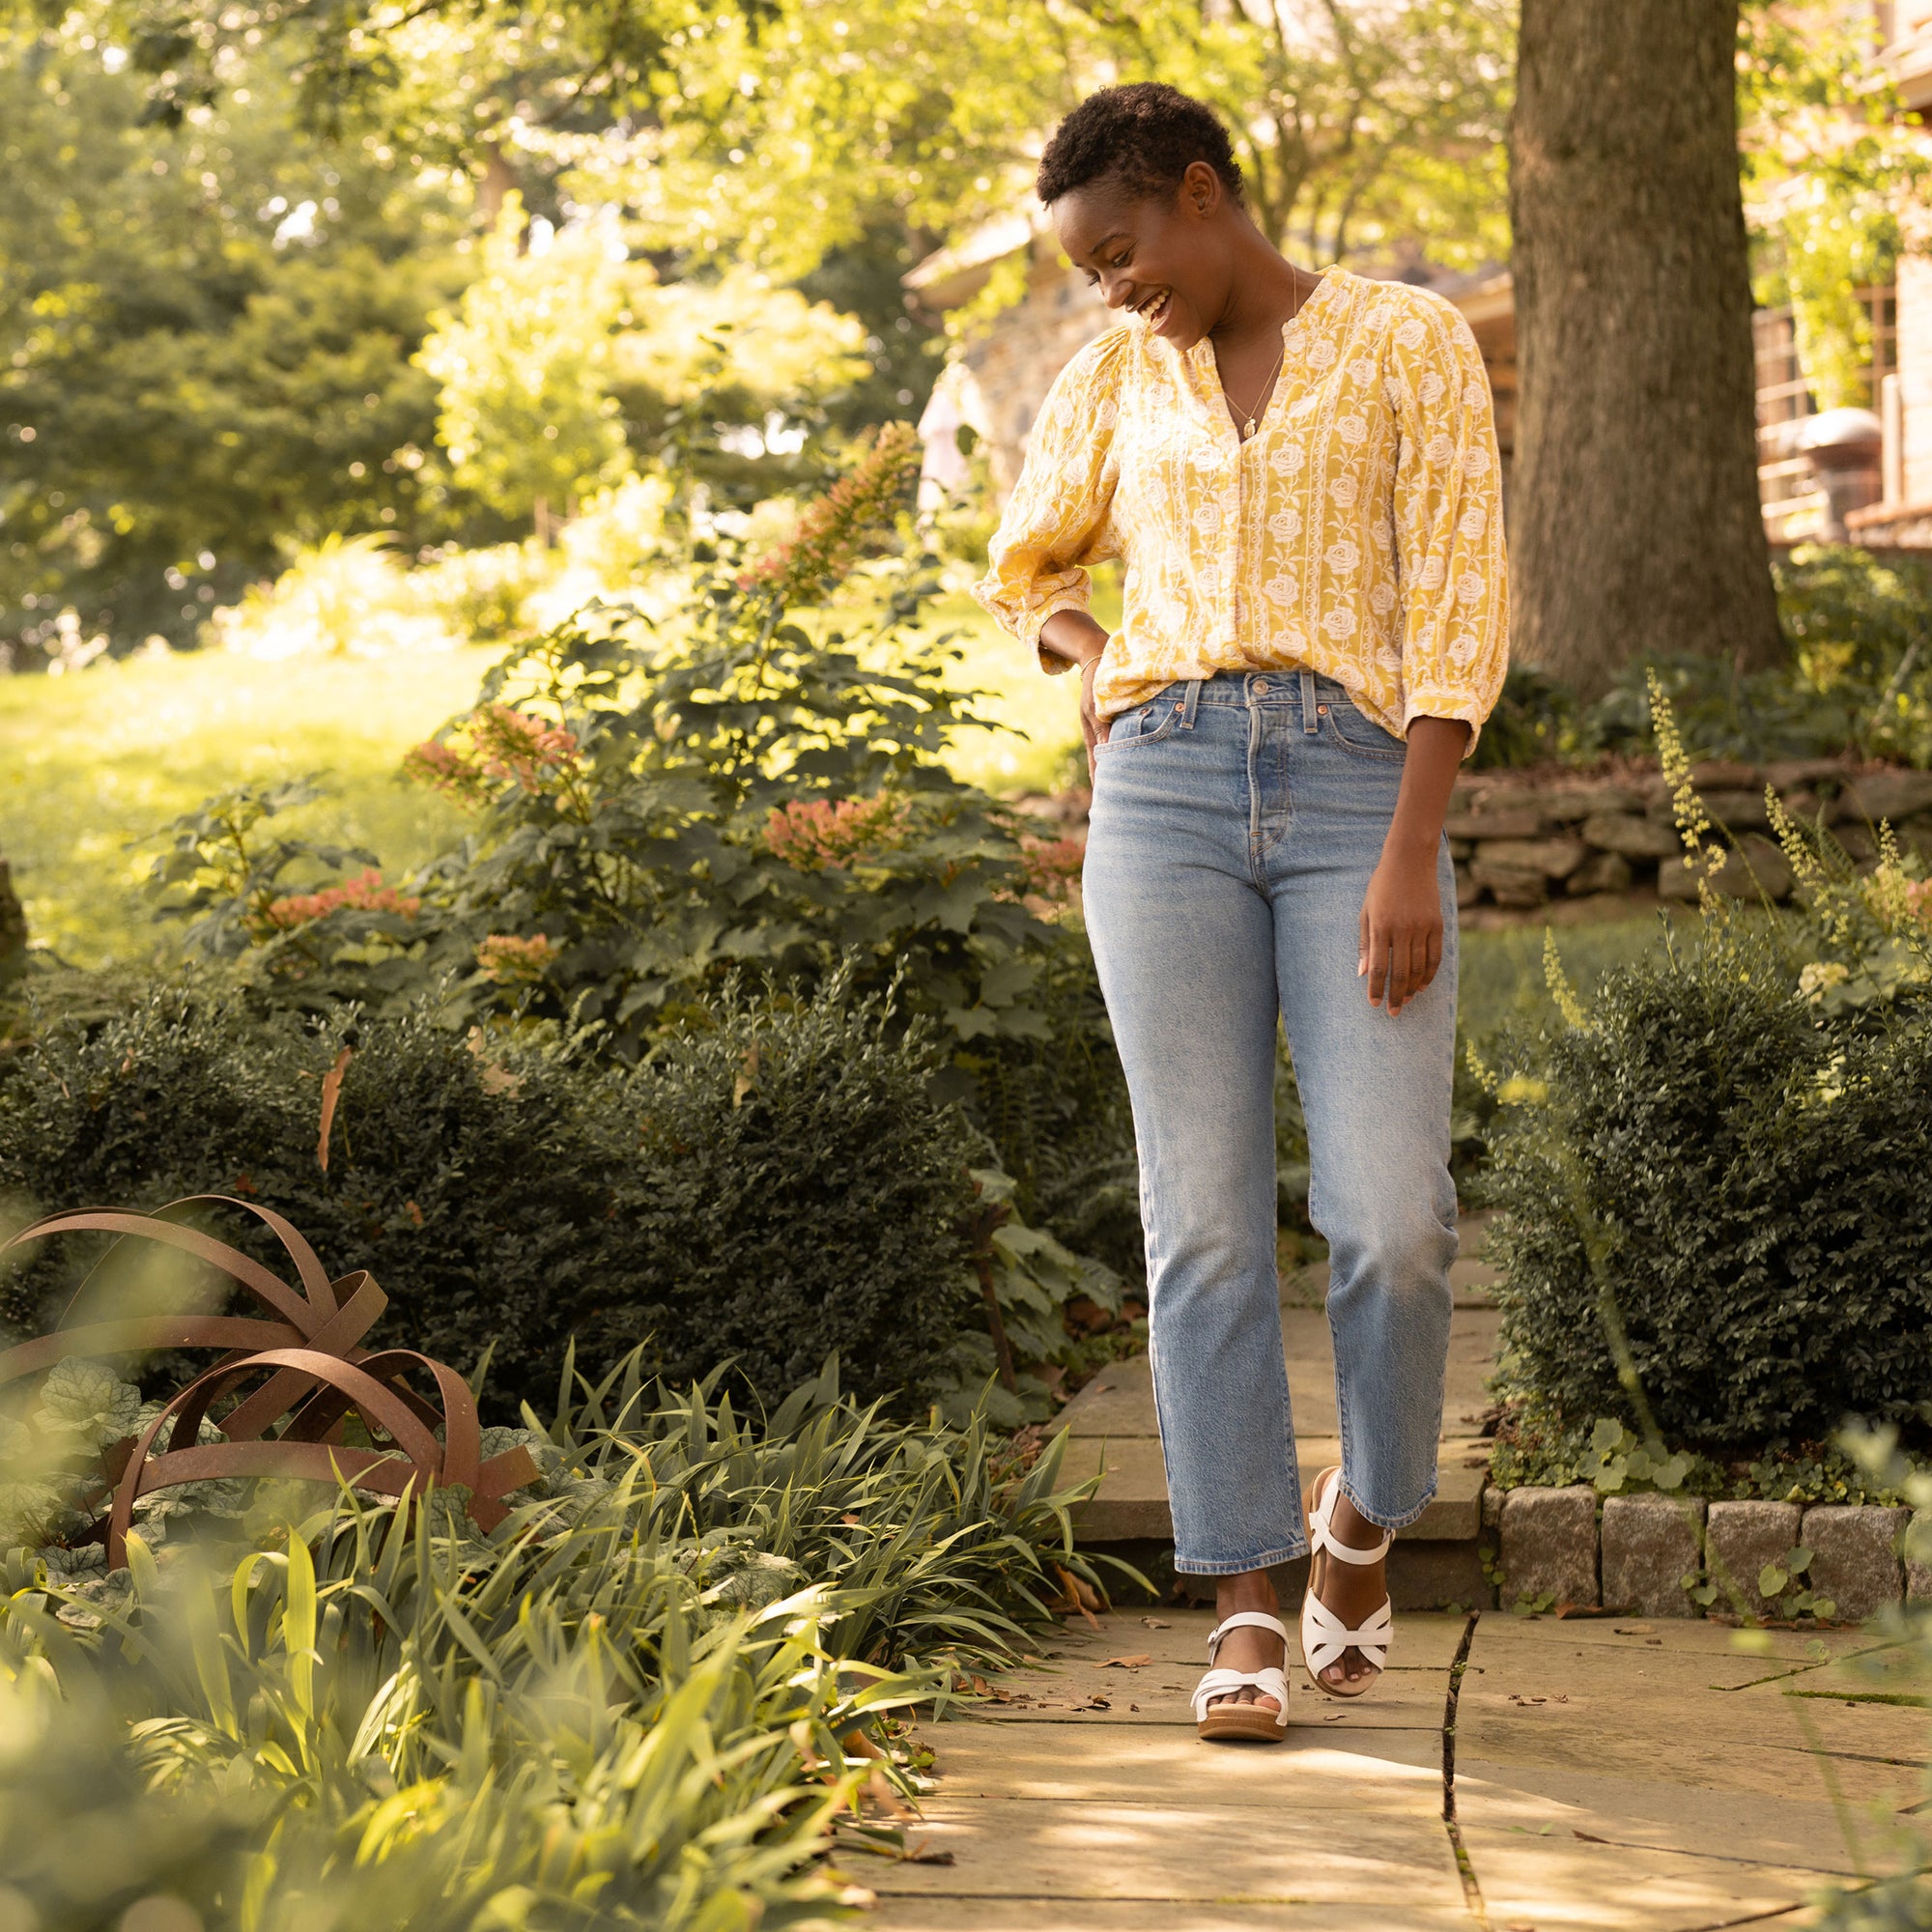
1080, 654, 1110, 777
1037, 611, 1112, 780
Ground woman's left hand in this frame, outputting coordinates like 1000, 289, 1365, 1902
1358, 843, 1443, 1014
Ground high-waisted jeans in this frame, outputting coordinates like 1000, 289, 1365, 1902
1082, 668, 1458, 1576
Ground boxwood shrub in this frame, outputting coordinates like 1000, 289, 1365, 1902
0, 973, 976, 1415
1483, 923, 1932, 1451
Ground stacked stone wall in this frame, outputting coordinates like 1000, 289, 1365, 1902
1448, 761, 1932, 913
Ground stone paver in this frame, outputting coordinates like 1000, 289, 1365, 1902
1601, 1493, 1706, 1618
1705, 1500, 1804, 1618
1803, 1505, 1909, 1622
866, 1609, 1928, 1932
1499, 1484, 1600, 1607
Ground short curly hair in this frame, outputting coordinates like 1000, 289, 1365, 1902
1036, 83, 1246, 211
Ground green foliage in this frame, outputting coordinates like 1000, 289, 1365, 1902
1481, 906, 1932, 1454
168, 428, 1073, 1077
415, 198, 637, 526
1740, 4, 1927, 411
0, 29, 473, 658
568, 966, 982, 1404
600, 0, 1512, 279
0, 972, 1003, 1416
0, 1354, 1113, 1929
0, 959, 1126, 1417
1477, 549, 1932, 771
143, 777, 384, 957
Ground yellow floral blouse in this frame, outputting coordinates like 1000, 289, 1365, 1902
971, 267, 1509, 749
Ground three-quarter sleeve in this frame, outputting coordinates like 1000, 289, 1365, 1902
1383, 295, 1509, 752
971, 333, 1124, 672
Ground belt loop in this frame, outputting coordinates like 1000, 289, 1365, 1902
1299, 668, 1319, 735
1180, 678, 1202, 729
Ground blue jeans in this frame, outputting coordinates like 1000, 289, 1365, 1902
1082, 668, 1459, 1576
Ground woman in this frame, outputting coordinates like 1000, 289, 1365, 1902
974, 83, 1507, 1744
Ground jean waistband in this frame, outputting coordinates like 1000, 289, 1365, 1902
1177, 669, 1355, 709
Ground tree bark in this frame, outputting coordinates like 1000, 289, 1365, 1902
0, 857, 26, 980
1509, 0, 1781, 698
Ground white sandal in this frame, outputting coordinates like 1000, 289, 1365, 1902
1191, 1609, 1293, 1743
1301, 1468, 1394, 1700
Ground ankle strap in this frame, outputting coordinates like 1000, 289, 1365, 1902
1309, 1481, 1394, 1564
1207, 1609, 1289, 1659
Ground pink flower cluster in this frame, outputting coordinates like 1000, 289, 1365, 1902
1904, 877, 1932, 923
764, 795, 910, 871
405, 705, 581, 803
476, 932, 557, 984
259, 868, 420, 933
1019, 837, 1085, 903
739, 421, 920, 601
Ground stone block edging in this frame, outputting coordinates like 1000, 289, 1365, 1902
1489, 1486, 1922, 1621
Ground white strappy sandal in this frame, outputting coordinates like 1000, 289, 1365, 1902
1301, 1467, 1394, 1700
1191, 1609, 1293, 1743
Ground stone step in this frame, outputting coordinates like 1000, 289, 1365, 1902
1052, 1221, 1501, 1606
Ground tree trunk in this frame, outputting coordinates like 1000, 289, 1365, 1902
0, 856, 26, 980
1509, 0, 1781, 699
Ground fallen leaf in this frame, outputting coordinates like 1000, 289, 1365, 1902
1099, 1654, 1151, 1669
1053, 1564, 1103, 1630
840, 1513, 864, 1526
902, 1843, 955, 1865
1573, 1831, 1610, 1844
1082, 1695, 1111, 1711
1128, 1702, 1140, 1712
1612, 1625, 1655, 1636
1140, 1616, 1173, 1629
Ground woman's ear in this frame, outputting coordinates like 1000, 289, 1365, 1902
1181, 160, 1222, 218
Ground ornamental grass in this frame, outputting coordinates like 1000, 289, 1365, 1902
0, 1350, 1110, 1931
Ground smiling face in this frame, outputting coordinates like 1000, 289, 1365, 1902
1050, 160, 1238, 352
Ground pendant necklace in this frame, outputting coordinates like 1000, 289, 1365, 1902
1231, 338, 1287, 441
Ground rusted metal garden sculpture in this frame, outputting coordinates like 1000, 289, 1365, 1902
0, 1196, 538, 1568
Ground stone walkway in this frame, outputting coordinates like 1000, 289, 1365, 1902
867, 1608, 1931, 1931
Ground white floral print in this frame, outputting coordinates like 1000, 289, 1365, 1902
972, 268, 1509, 748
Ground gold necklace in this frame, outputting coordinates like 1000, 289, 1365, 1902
1230, 337, 1287, 441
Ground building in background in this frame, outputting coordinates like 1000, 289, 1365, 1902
1846, 0, 1932, 546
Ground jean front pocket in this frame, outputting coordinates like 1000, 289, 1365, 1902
1095, 691, 1187, 754
1321, 700, 1406, 761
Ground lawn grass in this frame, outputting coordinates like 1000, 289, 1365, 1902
0, 646, 496, 967
1459, 917, 1667, 1044
924, 586, 1093, 795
